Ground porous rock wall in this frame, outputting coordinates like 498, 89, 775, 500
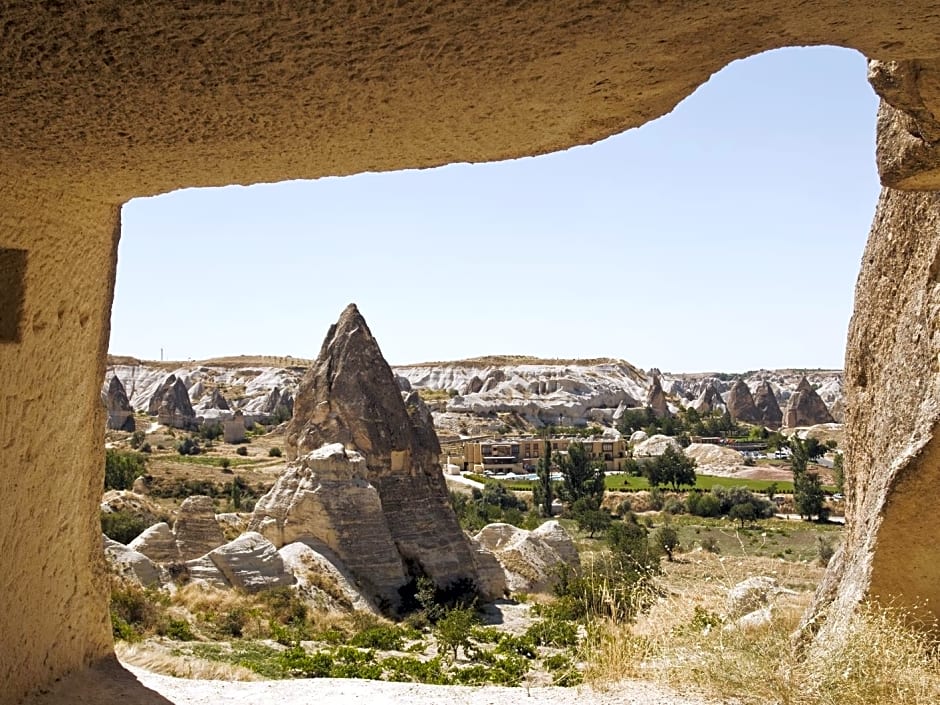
5, 3, 940, 702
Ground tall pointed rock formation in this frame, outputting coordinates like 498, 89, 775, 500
783, 377, 835, 427
283, 304, 478, 596
105, 375, 136, 431
753, 381, 783, 430
725, 379, 761, 425
645, 374, 670, 418
692, 383, 726, 415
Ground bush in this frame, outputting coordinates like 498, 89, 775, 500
653, 525, 680, 560
268, 447, 283, 457
101, 510, 149, 544
129, 430, 146, 449
236, 446, 249, 456
176, 437, 201, 456
433, 607, 477, 660
817, 536, 836, 566
104, 449, 146, 490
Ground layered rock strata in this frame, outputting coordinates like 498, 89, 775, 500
148, 374, 197, 430
645, 374, 670, 418
249, 443, 408, 605
283, 304, 479, 598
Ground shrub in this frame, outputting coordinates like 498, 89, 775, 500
236, 446, 249, 456
176, 437, 201, 456
653, 525, 679, 560
101, 510, 149, 544
525, 618, 578, 647
161, 618, 196, 641
268, 447, 283, 457
129, 430, 146, 449
104, 448, 146, 490
817, 536, 836, 566
700, 535, 720, 553
433, 607, 477, 660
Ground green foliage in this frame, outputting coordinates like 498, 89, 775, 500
535, 440, 554, 517
451, 483, 530, 533
199, 422, 223, 441
543, 654, 583, 686
687, 492, 721, 517
525, 618, 578, 647
104, 448, 146, 490
176, 436, 201, 456
129, 430, 147, 449
833, 452, 845, 494
654, 525, 680, 560
643, 446, 697, 490
794, 470, 827, 521
573, 507, 612, 537
101, 510, 149, 544
433, 607, 477, 660
161, 618, 196, 641
817, 536, 836, 566
236, 445, 249, 456
729, 501, 758, 527
349, 624, 419, 651
109, 581, 165, 641
557, 441, 605, 507
268, 446, 283, 457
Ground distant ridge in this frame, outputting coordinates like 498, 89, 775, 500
107, 354, 314, 369
397, 355, 632, 368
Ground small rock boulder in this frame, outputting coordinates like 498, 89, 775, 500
103, 535, 163, 587
192, 532, 295, 593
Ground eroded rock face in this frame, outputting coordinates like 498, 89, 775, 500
753, 381, 784, 430
473, 521, 579, 594
693, 383, 727, 415
249, 443, 408, 605
726, 380, 762, 425
190, 532, 294, 593
645, 374, 670, 418
102, 536, 163, 587
105, 376, 135, 432
285, 304, 479, 595
148, 375, 197, 430
783, 377, 835, 428
174, 495, 226, 561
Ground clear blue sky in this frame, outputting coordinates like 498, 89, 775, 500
111, 46, 880, 373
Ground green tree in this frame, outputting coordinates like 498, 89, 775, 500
794, 470, 826, 521
644, 446, 697, 490
574, 507, 612, 537
606, 517, 659, 578
433, 607, 477, 661
832, 452, 845, 494
729, 502, 757, 528
535, 441, 554, 517
557, 442, 605, 507
104, 449, 146, 490
653, 525, 679, 561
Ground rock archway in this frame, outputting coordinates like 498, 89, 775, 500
4, 3, 940, 702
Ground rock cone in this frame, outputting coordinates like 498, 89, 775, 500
284, 304, 479, 597
693, 383, 726, 415
645, 374, 670, 418
105, 375, 136, 431
148, 374, 197, 430
753, 381, 783, 430
783, 377, 835, 428
726, 379, 761, 424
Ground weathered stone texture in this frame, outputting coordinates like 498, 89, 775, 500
692, 384, 727, 415
286, 304, 478, 592
726, 379, 762, 425
805, 185, 940, 641
645, 374, 670, 418
149, 375, 197, 430
249, 443, 408, 605
104, 376, 135, 431
8, 3, 940, 701
174, 495, 226, 561
782, 377, 835, 428
753, 381, 784, 430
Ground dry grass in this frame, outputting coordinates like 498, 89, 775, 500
116, 641, 262, 681
582, 552, 940, 705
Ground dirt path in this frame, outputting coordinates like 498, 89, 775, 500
27, 660, 717, 705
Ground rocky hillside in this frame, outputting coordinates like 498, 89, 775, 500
104, 354, 843, 432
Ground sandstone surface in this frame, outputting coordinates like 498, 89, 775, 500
104, 375, 135, 432
783, 377, 836, 428
278, 541, 380, 614
692, 384, 727, 415
7, 3, 940, 700
102, 536, 163, 588
128, 523, 178, 564
725, 380, 762, 425
633, 434, 682, 457
100, 491, 165, 529
194, 532, 294, 593
684, 443, 746, 472
473, 521, 579, 594
753, 380, 784, 430
173, 496, 226, 561
645, 374, 670, 418
249, 443, 408, 605
285, 305, 479, 597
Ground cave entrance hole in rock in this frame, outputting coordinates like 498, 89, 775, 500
104, 45, 873, 687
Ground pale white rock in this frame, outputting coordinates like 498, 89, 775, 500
102, 535, 164, 587
279, 541, 380, 614
633, 434, 681, 457
129, 522, 178, 563
725, 576, 779, 618
174, 495, 226, 561
684, 443, 745, 470
197, 532, 294, 593
248, 443, 408, 605
473, 522, 580, 594
629, 430, 649, 444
